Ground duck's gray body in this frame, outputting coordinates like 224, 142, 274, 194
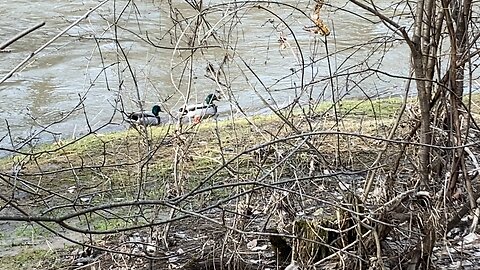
179, 94, 219, 123
182, 103, 218, 119
127, 105, 162, 126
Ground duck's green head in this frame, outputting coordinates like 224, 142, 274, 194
152, 105, 162, 116
205, 93, 219, 104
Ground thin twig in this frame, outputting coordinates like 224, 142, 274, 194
0, 21, 45, 50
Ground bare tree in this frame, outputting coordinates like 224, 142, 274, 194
352, 0, 478, 268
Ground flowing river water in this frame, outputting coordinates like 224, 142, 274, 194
0, 0, 410, 153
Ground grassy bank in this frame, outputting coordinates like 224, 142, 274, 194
2, 97, 409, 193
0, 96, 405, 238
5, 93, 479, 268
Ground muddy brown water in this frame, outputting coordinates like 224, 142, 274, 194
0, 0, 409, 152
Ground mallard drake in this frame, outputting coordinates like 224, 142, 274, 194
127, 105, 162, 126
179, 94, 219, 124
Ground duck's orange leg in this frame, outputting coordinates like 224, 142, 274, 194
193, 115, 202, 124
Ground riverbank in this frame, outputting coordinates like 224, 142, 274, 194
0, 95, 408, 268
0, 94, 479, 269
0, 96, 407, 192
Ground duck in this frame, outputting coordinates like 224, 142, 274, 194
127, 105, 162, 126
179, 93, 219, 124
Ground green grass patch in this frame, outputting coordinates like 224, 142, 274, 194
0, 249, 57, 270
336, 97, 406, 118
13, 224, 51, 239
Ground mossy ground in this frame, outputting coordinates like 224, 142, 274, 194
0, 249, 57, 270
